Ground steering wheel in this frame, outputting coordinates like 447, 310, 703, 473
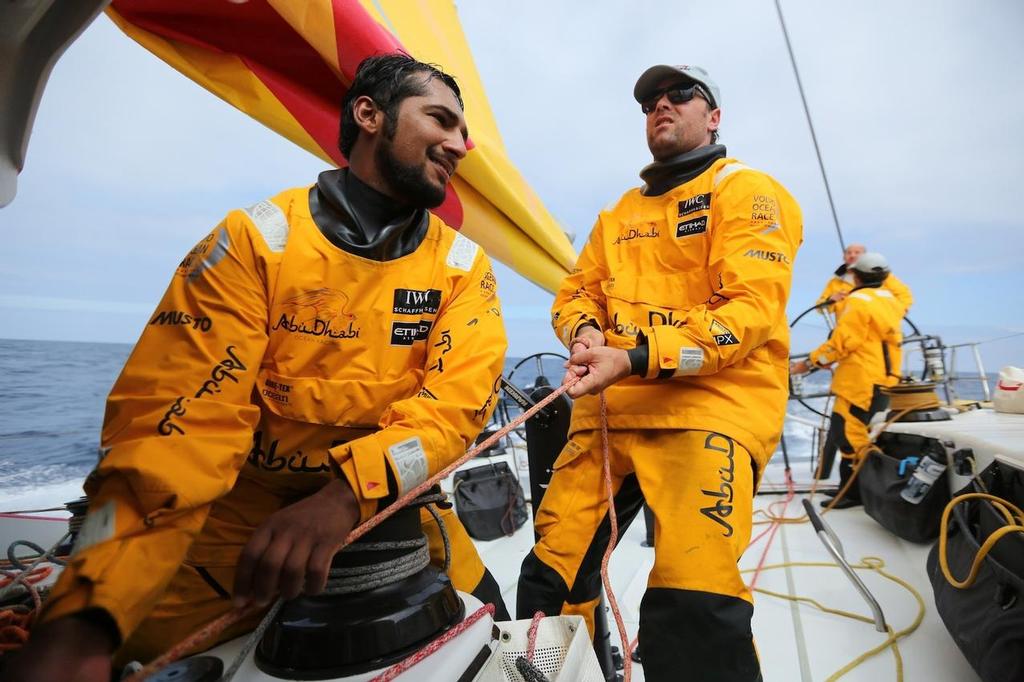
500, 352, 569, 438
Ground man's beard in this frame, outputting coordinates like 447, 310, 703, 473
376, 137, 447, 209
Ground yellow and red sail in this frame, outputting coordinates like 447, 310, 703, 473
107, 0, 576, 292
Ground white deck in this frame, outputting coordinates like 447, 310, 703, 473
471, 454, 981, 682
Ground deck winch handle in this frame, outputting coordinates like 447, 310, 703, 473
802, 499, 888, 633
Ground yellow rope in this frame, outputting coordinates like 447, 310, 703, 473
743, 556, 926, 681
881, 383, 942, 413
938, 492, 1024, 589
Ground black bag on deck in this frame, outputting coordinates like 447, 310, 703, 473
453, 460, 527, 541
927, 461, 1024, 682
859, 433, 951, 542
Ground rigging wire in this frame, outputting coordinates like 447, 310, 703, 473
954, 330, 1024, 346
773, 0, 846, 252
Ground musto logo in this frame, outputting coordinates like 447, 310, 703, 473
272, 288, 360, 341
743, 248, 790, 264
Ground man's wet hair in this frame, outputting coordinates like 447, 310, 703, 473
339, 53, 463, 158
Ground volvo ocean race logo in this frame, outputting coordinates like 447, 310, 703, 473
272, 288, 360, 342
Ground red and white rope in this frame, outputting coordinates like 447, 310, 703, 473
599, 393, 632, 682
368, 603, 496, 682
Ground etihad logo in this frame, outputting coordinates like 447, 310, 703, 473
393, 288, 441, 315
743, 248, 790, 264
675, 215, 707, 238
273, 288, 360, 341
391, 320, 432, 346
677, 193, 711, 218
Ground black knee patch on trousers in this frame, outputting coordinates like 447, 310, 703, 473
471, 567, 510, 621
517, 474, 645, 620
517, 549, 571, 620
639, 588, 760, 682
818, 411, 849, 479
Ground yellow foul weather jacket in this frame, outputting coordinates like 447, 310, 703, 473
552, 157, 803, 470
809, 286, 904, 410
41, 187, 507, 640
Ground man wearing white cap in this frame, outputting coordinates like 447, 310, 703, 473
518, 63, 803, 681
792, 252, 905, 508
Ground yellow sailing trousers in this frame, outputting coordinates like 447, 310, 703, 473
115, 503, 500, 665
820, 392, 889, 499
517, 429, 760, 682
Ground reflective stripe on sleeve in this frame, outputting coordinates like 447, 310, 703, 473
713, 162, 752, 187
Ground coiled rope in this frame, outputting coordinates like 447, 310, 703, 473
938, 493, 1024, 589
0, 534, 70, 657
324, 494, 451, 596
882, 383, 942, 414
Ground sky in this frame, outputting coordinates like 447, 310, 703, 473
1, 0, 1023, 371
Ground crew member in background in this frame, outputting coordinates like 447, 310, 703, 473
5, 54, 509, 682
792, 252, 904, 509
818, 242, 913, 315
517, 63, 802, 682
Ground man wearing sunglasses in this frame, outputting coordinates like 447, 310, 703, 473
518, 64, 803, 681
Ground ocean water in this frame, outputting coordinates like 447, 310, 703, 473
0, 339, 132, 505
0, 338, 990, 507
0, 339, 553, 506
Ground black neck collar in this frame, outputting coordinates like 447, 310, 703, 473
639, 144, 727, 196
309, 168, 429, 261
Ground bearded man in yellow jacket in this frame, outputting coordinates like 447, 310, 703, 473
516, 64, 802, 682
7, 55, 509, 682
818, 243, 913, 316
793, 252, 904, 509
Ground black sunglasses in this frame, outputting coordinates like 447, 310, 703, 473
640, 84, 706, 114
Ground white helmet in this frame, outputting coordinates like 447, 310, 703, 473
850, 251, 890, 284
850, 251, 890, 275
